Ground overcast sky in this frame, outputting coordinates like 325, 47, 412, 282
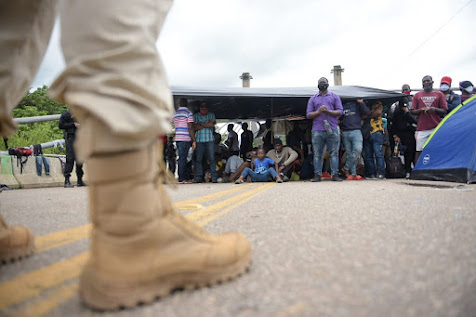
33, 0, 475, 92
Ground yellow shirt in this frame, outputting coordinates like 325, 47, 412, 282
370, 116, 384, 134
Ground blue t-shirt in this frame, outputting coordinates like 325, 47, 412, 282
340, 101, 370, 131
253, 157, 275, 174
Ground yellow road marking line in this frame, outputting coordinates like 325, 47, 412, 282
0, 252, 88, 310
174, 183, 254, 208
197, 183, 275, 226
12, 282, 79, 317
0, 182, 271, 313
35, 224, 91, 253
34, 184, 255, 253
186, 183, 273, 222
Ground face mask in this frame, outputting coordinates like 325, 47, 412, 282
465, 86, 474, 94
440, 84, 450, 92
318, 84, 329, 91
200, 109, 208, 115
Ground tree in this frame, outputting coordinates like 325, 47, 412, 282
2, 86, 68, 154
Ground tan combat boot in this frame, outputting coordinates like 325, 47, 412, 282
79, 142, 251, 310
0, 216, 35, 264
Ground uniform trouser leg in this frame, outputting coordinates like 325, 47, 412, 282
0, 1, 57, 136
64, 135, 75, 178
0, 0, 57, 263
49, 0, 174, 160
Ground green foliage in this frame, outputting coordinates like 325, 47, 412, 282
2, 86, 68, 154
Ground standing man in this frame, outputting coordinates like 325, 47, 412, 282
439, 76, 461, 112
59, 109, 85, 187
240, 122, 254, 159
172, 97, 196, 184
225, 123, 240, 156
0, 1, 250, 310
388, 88, 417, 179
411, 75, 447, 163
262, 118, 273, 153
194, 102, 218, 183
306, 77, 343, 182
340, 99, 370, 180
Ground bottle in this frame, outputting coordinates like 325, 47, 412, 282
393, 142, 399, 157
323, 120, 332, 135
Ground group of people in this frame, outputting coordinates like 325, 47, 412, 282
171, 75, 474, 184
171, 98, 297, 184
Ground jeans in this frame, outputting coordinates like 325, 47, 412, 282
311, 129, 340, 176
195, 141, 217, 181
363, 131, 385, 176
342, 129, 363, 175
176, 141, 191, 182
35, 156, 50, 176
241, 167, 277, 182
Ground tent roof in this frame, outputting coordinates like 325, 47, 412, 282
171, 85, 405, 120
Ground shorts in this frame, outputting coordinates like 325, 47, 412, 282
415, 129, 435, 151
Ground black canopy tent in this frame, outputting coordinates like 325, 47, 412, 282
171, 86, 406, 120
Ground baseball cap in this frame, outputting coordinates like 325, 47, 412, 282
460, 81, 473, 88
441, 76, 452, 85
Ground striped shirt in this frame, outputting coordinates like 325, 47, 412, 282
193, 112, 216, 143
172, 107, 194, 141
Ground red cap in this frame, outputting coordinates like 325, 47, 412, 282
441, 76, 452, 85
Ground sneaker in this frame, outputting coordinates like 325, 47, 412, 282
367, 175, 376, 180
377, 174, 386, 180
405, 172, 411, 179
355, 175, 365, 180
276, 177, 283, 183
311, 175, 321, 182
331, 174, 343, 182
346, 175, 356, 181
322, 172, 332, 179
193, 179, 203, 183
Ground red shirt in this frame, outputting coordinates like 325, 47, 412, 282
411, 90, 447, 131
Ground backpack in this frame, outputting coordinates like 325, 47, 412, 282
8, 147, 33, 174
361, 119, 371, 140
386, 143, 405, 178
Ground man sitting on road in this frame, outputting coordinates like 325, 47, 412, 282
266, 138, 298, 181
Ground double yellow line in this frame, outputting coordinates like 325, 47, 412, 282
0, 183, 274, 316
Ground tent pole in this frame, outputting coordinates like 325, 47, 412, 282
270, 97, 274, 142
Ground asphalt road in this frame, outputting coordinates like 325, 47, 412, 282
1, 178, 475, 317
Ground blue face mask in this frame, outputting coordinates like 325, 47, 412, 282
440, 84, 450, 92
465, 86, 474, 94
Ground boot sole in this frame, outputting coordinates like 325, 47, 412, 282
0, 247, 35, 264
79, 252, 252, 310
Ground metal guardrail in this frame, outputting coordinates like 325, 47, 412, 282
13, 114, 61, 124
1, 114, 65, 156
0, 139, 65, 156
